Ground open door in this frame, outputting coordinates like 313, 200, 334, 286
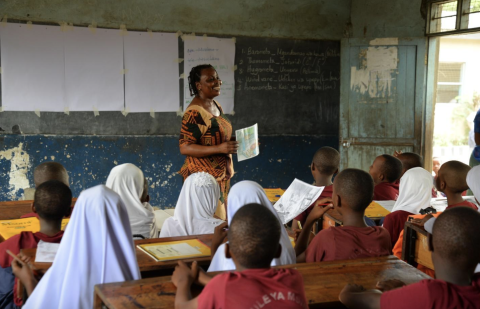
339, 38, 427, 170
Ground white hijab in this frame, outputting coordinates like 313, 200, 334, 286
160, 172, 224, 237
391, 167, 433, 214
208, 181, 296, 272
106, 163, 157, 239
23, 185, 141, 309
467, 165, 480, 202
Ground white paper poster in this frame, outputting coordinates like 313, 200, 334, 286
1, 24, 66, 112
273, 179, 324, 224
236, 123, 259, 162
64, 27, 124, 111
183, 36, 235, 114
124, 31, 180, 112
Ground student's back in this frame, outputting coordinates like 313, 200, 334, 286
0, 180, 71, 307
369, 154, 402, 201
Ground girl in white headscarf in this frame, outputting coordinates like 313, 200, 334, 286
106, 163, 158, 239
160, 172, 224, 237
15, 185, 141, 309
383, 167, 433, 245
207, 180, 296, 272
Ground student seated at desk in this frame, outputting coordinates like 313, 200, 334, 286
172, 203, 308, 309
21, 162, 70, 219
393, 151, 423, 178
106, 163, 158, 239
292, 146, 339, 228
369, 154, 402, 201
160, 172, 224, 238
382, 167, 432, 245
339, 207, 480, 309
11, 185, 140, 309
208, 181, 295, 272
0, 180, 71, 308
295, 169, 391, 263
392, 160, 474, 277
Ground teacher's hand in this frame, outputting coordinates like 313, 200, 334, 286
218, 141, 239, 154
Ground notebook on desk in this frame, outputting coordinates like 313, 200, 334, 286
137, 238, 211, 262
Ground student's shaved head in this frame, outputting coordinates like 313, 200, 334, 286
397, 152, 423, 172
228, 203, 280, 268
432, 207, 480, 267
334, 169, 374, 212
379, 155, 403, 182
34, 180, 72, 221
312, 147, 340, 175
438, 161, 471, 193
34, 162, 69, 187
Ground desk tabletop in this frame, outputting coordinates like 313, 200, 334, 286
21, 234, 214, 273
94, 255, 430, 309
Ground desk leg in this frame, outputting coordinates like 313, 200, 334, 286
93, 290, 105, 309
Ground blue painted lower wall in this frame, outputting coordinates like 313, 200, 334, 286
0, 135, 338, 207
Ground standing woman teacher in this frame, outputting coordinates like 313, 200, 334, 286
179, 64, 238, 216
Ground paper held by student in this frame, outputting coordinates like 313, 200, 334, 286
273, 179, 324, 224
35, 240, 61, 263
236, 123, 259, 162
137, 238, 211, 262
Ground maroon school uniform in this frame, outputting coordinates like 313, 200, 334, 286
20, 212, 38, 218
197, 268, 308, 309
0, 231, 64, 306
383, 210, 414, 245
381, 273, 480, 309
305, 226, 391, 262
373, 182, 399, 201
445, 201, 478, 211
294, 185, 333, 226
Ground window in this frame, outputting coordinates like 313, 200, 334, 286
427, 0, 480, 35
430, 1, 458, 33
436, 62, 464, 103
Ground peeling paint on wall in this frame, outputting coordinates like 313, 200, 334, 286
0, 143, 31, 199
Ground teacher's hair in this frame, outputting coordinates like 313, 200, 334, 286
188, 64, 216, 97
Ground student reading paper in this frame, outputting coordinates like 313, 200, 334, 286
172, 203, 308, 309
339, 207, 480, 309
12, 185, 141, 309
160, 172, 224, 238
208, 181, 295, 272
106, 163, 157, 239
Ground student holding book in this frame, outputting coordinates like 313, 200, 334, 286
172, 203, 308, 309
11, 185, 140, 309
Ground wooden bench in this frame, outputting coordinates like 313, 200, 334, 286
401, 221, 434, 270
93, 255, 430, 309
0, 198, 77, 220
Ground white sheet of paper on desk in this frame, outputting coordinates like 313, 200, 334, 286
149, 243, 201, 258
236, 123, 259, 162
35, 240, 60, 263
273, 179, 324, 224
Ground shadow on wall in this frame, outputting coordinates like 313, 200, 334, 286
0, 135, 338, 207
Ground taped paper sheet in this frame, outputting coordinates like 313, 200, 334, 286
273, 179, 324, 224
124, 31, 180, 112
64, 27, 124, 111
35, 240, 60, 263
184, 36, 235, 114
1, 23, 66, 112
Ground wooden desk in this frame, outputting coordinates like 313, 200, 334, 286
401, 222, 434, 270
0, 199, 77, 220
21, 234, 214, 277
94, 255, 430, 309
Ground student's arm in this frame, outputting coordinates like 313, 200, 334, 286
180, 143, 238, 157
295, 200, 333, 258
339, 284, 381, 309
171, 261, 199, 309
11, 255, 38, 296
211, 222, 228, 257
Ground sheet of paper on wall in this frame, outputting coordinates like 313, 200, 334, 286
183, 36, 235, 114
35, 240, 61, 263
64, 27, 124, 111
273, 179, 324, 224
1, 23, 66, 111
124, 31, 180, 112
236, 123, 259, 162
366, 46, 398, 71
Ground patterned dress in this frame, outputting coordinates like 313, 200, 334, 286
179, 102, 233, 203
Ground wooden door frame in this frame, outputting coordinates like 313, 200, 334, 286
339, 38, 428, 170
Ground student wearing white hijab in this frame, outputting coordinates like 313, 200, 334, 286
208, 180, 296, 272
383, 167, 433, 245
16, 185, 141, 309
160, 172, 224, 237
106, 163, 158, 239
